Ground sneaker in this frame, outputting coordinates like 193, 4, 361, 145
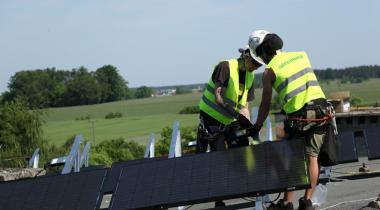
215, 201, 226, 207
298, 197, 315, 210
267, 199, 294, 210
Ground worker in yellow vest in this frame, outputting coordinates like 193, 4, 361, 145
249, 30, 331, 210
197, 47, 262, 207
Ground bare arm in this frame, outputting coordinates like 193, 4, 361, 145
255, 68, 275, 126
214, 86, 225, 107
214, 85, 239, 118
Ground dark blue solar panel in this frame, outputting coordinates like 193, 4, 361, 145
103, 157, 167, 194
364, 127, 380, 160
110, 139, 309, 210
338, 131, 358, 163
0, 168, 108, 210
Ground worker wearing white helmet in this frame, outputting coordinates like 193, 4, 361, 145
249, 30, 332, 210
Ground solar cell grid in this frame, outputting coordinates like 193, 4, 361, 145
0, 168, 108, 210
103, 157, 166, 194
0, 182, 12, 208
110, 139, 309, 210
269, 139, 307, 190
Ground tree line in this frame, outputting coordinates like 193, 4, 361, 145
0, 65, 158, 108
252, 65, 380, 88
2, 65, 380, 108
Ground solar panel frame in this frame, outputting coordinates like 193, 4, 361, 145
109, 139, 310, 210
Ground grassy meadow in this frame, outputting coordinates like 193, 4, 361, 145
43, 78, 380, 146
320, 79, 380, 104
43, 93, 202, 146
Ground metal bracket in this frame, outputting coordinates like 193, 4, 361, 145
251, 106, 261, 142
144, 133, 155, 158
28, 148, 40, 168
265, 116, 273, 141
80, 142, 91, 168
168, 121, 183, 210
61, 135, 81, 174
49, 135, 83, 174
169, 121, 182, 158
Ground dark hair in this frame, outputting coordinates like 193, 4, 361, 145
251, 55, 263, 67
256, 33, 283, 57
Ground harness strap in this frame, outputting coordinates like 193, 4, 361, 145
287, 113, 333, 122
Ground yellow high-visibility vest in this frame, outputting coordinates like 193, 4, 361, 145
199, 59, 254, 125
268, 51, 325, 113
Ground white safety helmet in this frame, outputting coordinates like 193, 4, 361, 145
248, 30, 272, 65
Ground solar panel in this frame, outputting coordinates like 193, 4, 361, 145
109, 139, 309, 210
102, 157, 167, 193
364, 127, 380, 160
0, 168, 108, 210
338, 130, 358, 163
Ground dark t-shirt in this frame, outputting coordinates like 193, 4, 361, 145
201, 60, 255, 126
211, 60, 255, 102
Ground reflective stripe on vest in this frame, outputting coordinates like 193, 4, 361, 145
201, 95, 235, 118
199, 59, 254, 125
268, 51, 325, 113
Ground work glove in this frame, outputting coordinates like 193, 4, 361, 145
236, 114, 262, 138
247, 123, 262, 138
236, 114, 252, 128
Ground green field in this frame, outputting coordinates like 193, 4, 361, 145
320, 79, 380, 104
43, 78, 380, 146
43, 93, 202, 146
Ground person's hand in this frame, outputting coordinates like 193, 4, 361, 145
239, 107, 250, 120
247, 123, 262, 138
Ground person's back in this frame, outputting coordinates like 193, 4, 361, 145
267, 51, 326, 114
248, 30, 331, 210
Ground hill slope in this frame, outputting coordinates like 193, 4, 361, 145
43, 78, 380, 146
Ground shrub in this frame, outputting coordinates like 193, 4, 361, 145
350, 96, 362, 106
155, 125, 197, 156
75, 114, 91, 120
179, 106, 199, 114
134, 86, 153, 98
0, 99, 45, 168
105, 112, 123, 119
90, 138, 144, 166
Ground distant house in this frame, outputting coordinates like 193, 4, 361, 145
154, 88, 176, 97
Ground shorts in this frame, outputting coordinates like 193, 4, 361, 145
304, 131, 325, 157
285, 104, 328, 157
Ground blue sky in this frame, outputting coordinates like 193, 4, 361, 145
1, 0, 379, 93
